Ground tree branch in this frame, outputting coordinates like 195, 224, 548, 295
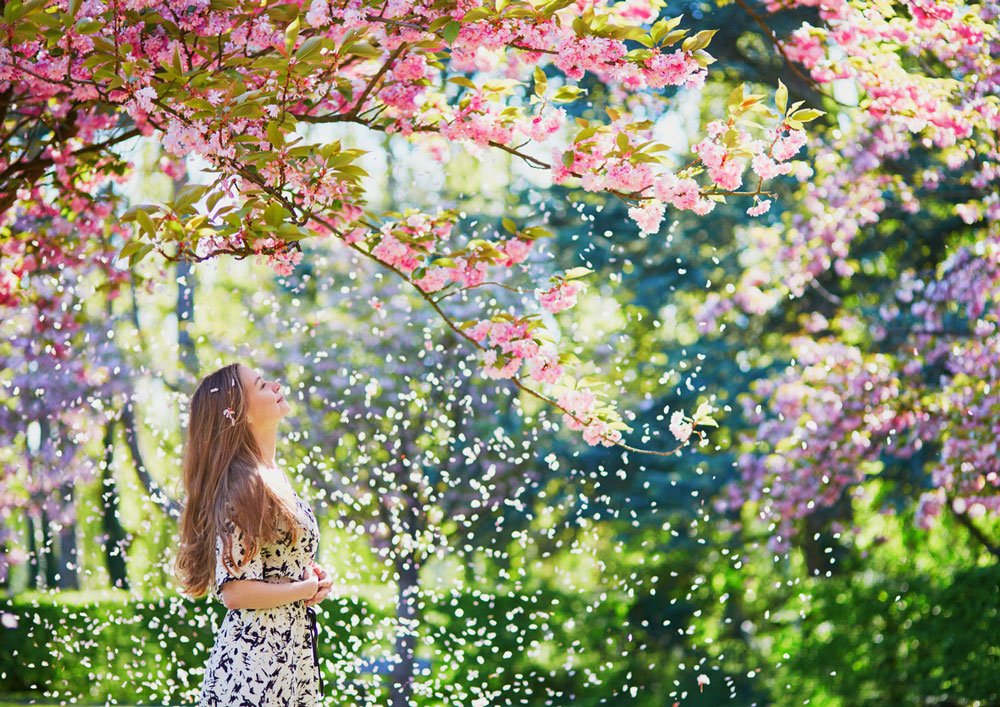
947, 498, 1000, 561
121, 396, 184, 520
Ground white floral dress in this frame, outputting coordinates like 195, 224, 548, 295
198, 493, 324, 706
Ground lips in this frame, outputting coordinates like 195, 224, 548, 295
277, 396, 285, 403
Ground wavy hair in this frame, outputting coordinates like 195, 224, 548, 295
173, 362, 303, 599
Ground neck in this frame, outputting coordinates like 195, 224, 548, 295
252, 421, 279, 467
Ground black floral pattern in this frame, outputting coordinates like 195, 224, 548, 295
199, 493, 323, 706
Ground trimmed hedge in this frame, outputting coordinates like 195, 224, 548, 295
0, 589, 381, 704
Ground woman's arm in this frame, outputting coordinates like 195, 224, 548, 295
221, 578, 316, 610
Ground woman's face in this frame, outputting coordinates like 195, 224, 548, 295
238, 363, 291, 425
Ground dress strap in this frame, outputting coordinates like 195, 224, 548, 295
305, 605, 324, 696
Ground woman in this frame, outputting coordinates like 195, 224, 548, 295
174, 362, 333, 706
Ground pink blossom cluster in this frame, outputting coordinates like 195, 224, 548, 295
462, 313, 624, 446
556, 388, 623, 447
467, 316, 539, 380
253, 237, 305, 277
363, 210, 529, 293
727, 233, 1000, 547
439, 91, 515, 147
608, 0, 663, 24
693, 134, 745, 191
450, 13, 705, 91
367, 218, 535, 295
781, 27, 825, 69
720, 337, 910, 551
653, 173, 716, 215
713, 121, 924, 321
697, 120, 808, 191
628, 200, 667, 236
379, 54, 431, 115
0, 198, 135, 577
916, 338, 1000, 527
553, 106, 805, 235
557, 109, 804, 234
516, 107, 568, 142
536, 280, 584, 313
772, 0, 987, 152
669, 411, 693, 443
527, 342, 564, 385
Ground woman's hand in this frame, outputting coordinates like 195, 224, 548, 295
303, 561, 332, 607
296, 573, 320, 604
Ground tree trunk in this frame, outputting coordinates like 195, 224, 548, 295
100, 422, 130, 590
177, 254, 197, 376
0, 539, 8, 591
389, 554, 420, 707
25, 510, 39, 590
54, 480, 79, 589
174, 168, 199, 378
41, 506, 56, 589
34, 418, 56, 590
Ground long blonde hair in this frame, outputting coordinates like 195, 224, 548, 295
173, 362, 303, 599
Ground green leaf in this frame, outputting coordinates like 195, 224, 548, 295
136, 209, 156, 237
682, 28, 717, 52
775, 78, 788, 115
692, 49, 716, 67
206, 189, 226, 212
651, 15, 683, 44
441, 20, 461, 43
172, 45, 183, 75
117, 239, 146, 261
533, 65, 547, 98
552, 85, 587, 103
73, 16, 101, 34
267, 120, 285, 148
501, 217, 516, 233
625, 48, 653, 61
790, 108, 825, 122
284, 17, 300, 55
521, 226, 553, 240
264, 202, 288, 227
173, 184, 209, 215
3, 0, 29, 20
658, 29, 688, 47
345, 41, 382, 58
119, 241, 154, 269
462, 6, 494, 21
295, 36, 329, 62
482, 78, 520, 94
540, 0, 574, 17
564, 266, 593, 279
726, 84, 745, 110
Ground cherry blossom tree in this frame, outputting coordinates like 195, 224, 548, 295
0, 0, 827, 455
697, 0, 1000, 557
